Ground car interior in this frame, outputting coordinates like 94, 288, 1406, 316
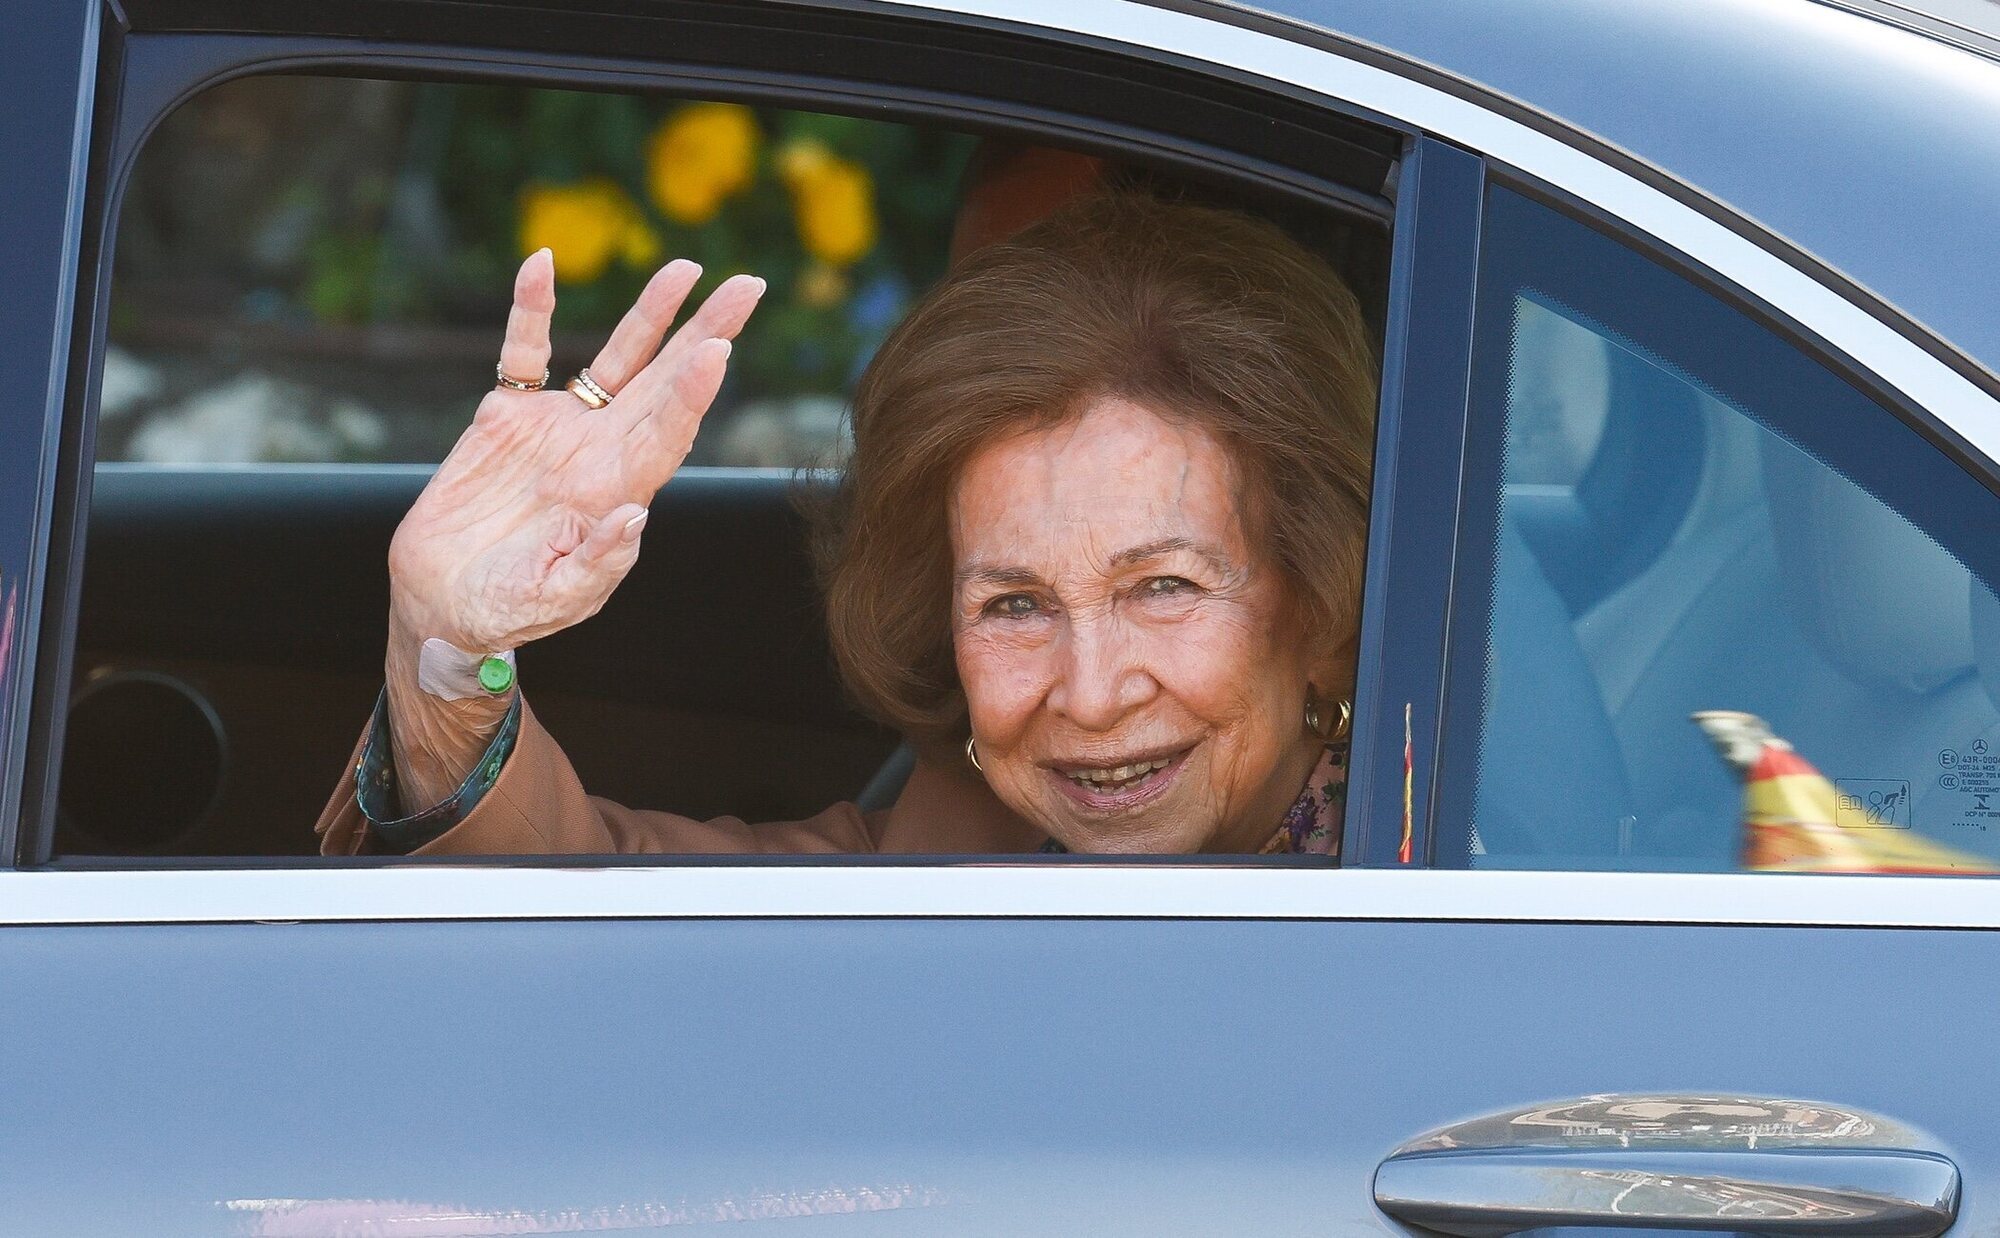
1466, 279, 2000, 870
50, 73, 1397, 860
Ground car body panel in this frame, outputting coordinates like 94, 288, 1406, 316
2, 913, 1995, 1237
1201, 0, 2000, 384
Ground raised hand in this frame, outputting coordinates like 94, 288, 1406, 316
379, 249, 763, 811
390, 249, 765, 654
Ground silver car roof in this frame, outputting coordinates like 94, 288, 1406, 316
1202, 0, 2000, 385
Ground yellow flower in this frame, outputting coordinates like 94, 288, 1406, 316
646, 102, 759, 225
776, 137, 834, 186
519, 179, 648, 284
620, 216, 662, 268
795, 260, 849, 309
777, 141, 876, 267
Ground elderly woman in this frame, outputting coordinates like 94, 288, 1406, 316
315, 194, 1376, 856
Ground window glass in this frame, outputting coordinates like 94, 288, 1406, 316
1447, 186, 2000, 873
104, 76, 972, 467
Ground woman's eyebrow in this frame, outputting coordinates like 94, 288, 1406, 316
954, 540, 1235, 589
1108, 536, 1234, 574
953, 563, 1042, 588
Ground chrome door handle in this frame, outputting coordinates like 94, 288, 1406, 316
1375, 1147, 1960, 1237
1376, 1096, 1961, 1238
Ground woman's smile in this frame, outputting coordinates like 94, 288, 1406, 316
1046, 744, 1193, 812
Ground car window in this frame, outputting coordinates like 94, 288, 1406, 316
1442, 186, 2000, 873
102, 76, 972, 469
61, 67, 1393, 861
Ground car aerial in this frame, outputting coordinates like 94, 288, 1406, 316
4, 0, 2000, 1232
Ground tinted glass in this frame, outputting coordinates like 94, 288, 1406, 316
1444, 186, 2000, 873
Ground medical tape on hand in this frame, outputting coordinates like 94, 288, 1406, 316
417, 637, 516, 701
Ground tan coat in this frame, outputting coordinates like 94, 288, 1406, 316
315, 696, 1046, 856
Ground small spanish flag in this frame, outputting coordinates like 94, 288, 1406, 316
1693, 710, 1998, 874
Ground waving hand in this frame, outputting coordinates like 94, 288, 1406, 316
390, 249, 766, 654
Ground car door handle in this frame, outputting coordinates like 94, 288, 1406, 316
1376, 1096, 1961, 1238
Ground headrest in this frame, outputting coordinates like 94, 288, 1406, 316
1763, 439, 1973, 696
1504, 298, 1705, 617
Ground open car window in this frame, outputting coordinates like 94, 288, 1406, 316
57, 69, 1394, 861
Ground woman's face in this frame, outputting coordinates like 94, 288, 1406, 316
949, 397, 1328, 853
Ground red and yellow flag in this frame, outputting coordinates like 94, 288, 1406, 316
1693, 710, 1997, 874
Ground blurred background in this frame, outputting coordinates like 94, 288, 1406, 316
103, 75, 975, 468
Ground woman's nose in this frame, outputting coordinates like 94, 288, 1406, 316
1046, 619, 1157, 731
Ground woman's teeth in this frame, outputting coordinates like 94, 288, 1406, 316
1066, 757, 1173, 792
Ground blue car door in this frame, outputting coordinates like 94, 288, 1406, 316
5, 3, 2000, 1237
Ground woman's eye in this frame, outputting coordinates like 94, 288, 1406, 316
1143, 576, 1197, 597
985, 594, 1041, 618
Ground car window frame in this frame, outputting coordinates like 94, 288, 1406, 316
16, 1, 1416, 869
1345, 135, 1479, 868
0, 0, 101, 870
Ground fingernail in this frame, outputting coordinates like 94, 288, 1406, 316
715, 340, 733, 360
623, 511, 649, 541
750, 276, 768, 296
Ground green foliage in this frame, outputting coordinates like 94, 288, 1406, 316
410, 84, 972, 400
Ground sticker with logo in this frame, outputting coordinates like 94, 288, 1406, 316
1833, 779, 1909, 829
1932, 738, 2000, 832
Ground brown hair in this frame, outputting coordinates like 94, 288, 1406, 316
815, 193, 1377, 749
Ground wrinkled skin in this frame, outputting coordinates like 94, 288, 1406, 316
950, 398, 1335, 854
386, 250, 765, 808
392, 251, 765, 654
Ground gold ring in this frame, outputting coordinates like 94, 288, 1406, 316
495, 363, 548, 392
566, 369, 613, 410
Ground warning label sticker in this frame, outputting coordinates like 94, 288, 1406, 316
1933, 738, 2000, 832
1834, 779, 1910, 829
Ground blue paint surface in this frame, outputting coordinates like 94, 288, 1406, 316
1, 916, 1993, 1234
1257, 0, 2000, 378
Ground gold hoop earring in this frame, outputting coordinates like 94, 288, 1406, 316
964, 734, 984, 775
1304, 699, 1323, 735
1333, 698, 1353, 741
